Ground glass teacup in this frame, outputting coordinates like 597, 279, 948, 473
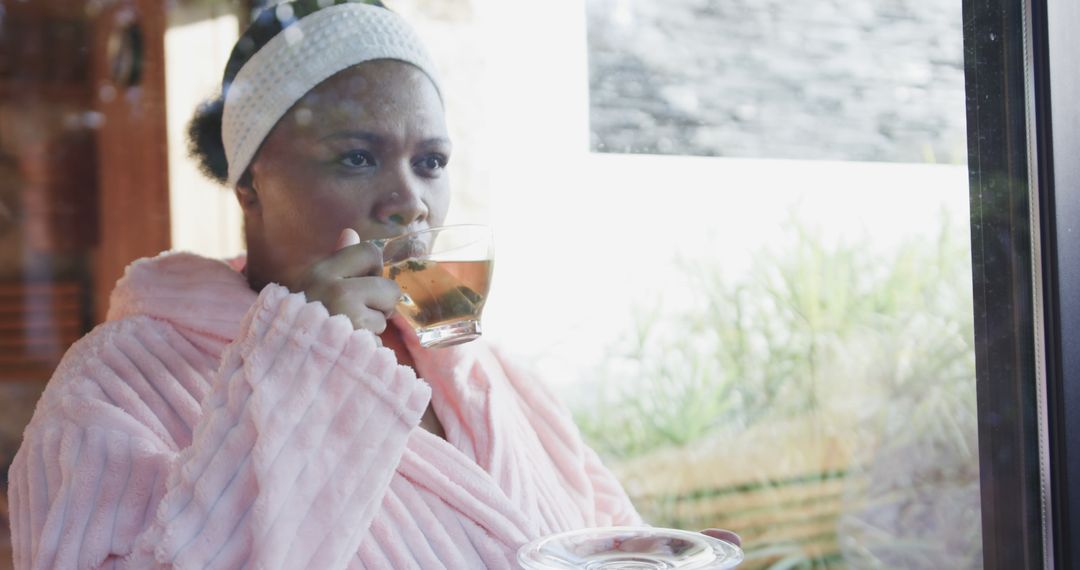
377, 225, 493, 348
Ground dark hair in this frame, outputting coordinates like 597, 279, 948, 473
186, 0, 388, 184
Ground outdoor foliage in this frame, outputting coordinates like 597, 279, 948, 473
572, 212, 981, 568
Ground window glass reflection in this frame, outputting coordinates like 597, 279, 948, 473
576, 0, 980, 566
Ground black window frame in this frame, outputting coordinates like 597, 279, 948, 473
1038, 0, 1080, 566
966, 0, 1080, 566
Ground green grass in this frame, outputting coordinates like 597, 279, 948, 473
572, 212, 982, 568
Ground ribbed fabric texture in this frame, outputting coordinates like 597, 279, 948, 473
8, 252, 640, 569
222, 3, 442, 187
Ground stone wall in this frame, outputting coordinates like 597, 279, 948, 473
586, 0, 967, 164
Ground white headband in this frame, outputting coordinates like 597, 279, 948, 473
221, 3, 441, 187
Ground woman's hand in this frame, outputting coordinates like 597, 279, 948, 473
295, 229, 401, 334
700, 528, 741, 547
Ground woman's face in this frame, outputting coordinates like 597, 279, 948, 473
240, 60, 450, 290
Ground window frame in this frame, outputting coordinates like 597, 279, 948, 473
1037, 0, 1080, 566
966, 0, 1080, 566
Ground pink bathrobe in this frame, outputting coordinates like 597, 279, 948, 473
8, 252, 640, 569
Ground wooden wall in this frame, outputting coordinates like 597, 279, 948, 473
90, 0, 172, 323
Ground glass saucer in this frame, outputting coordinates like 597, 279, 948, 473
517, 526, 744, 570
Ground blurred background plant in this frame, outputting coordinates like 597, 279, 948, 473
572, 210, 980, 569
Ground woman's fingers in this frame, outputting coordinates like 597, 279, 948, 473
311, 240, 384, 280
342, 304, 391, 334
331, 276, 401, 315
296, 229, 405, 334
700, 528, 741, 547
318, 276, 401, 333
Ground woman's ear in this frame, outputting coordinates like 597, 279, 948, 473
235, 172, 259, 212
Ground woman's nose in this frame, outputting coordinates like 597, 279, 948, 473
375, 176, 428, 227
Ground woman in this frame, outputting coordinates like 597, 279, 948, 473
8, 1, 643, 568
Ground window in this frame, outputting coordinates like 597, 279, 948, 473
0, 0, 1073, 567
426, 2, 979, 565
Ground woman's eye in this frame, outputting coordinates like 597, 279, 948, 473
339, 150, 375, 168
415, 154, 448, 174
